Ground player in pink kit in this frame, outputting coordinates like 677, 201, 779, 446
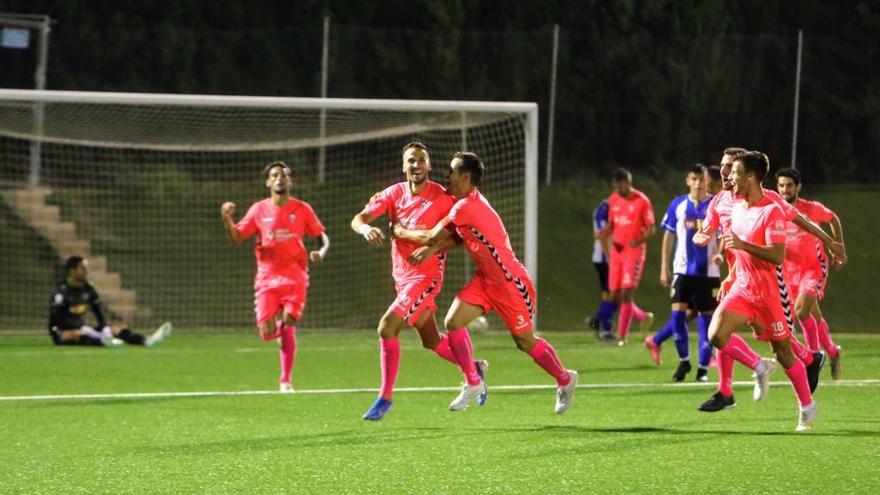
221, 161, 329, 393
776, 167, 847, 379
596, 168, 656, 346
700, 151, 817, 431
351, 142, 488, 420
401, 152, 578, 414
694, 149, 841, 411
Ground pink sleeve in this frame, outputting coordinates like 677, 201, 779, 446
766, 190, 798, 221
765, 207, 788, 245
302, 203, 325, 238
704, 195, 720, 231
365, 186, 395, 218
641, 196, 655, 225
812, 201, 835, 223
448, 199, 471, 227
234, 204, 259, 239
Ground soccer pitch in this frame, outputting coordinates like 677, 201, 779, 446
2, 330, 879, 494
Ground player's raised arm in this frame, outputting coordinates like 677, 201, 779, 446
221, 201, 244, 245
310, 232, 330, 263
351, 207, 386, 247
828, 212, 847, 268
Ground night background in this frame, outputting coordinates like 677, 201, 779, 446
3, 0, 878, 183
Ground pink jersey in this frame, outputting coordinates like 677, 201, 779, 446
705, 189, 737, 234
785, 198, 834, 269
366, 181, 455, 281
235, 197, 325, 291
448, 189, 530, 284
607, 189, 655, 250
728, 195, 788, 304
763, 189, 799, 222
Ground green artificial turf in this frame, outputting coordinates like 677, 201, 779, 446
2, 329, 878, 494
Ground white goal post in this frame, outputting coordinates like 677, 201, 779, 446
0, 89, 538, 330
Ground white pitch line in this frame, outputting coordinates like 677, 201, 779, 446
2, 379, 879, 402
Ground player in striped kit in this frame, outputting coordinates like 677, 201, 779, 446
351, 142, 487, 421
699, 151, 818, 431
775, 167, 847, 379
401, 152, 578, 414
693, 148, 842, 411
586, 198, 616, 340
644, 164, 720, 382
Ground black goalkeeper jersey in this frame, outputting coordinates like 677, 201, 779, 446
48, 281, 107, 331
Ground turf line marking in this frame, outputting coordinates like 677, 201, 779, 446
2, 379, 879, 402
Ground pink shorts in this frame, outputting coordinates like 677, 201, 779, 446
608, 248, 646, 291
717, 288, 790, 342
457, 274, 536, 335
390, 276, 441, 326
785, 262, 823, 302
254, 284, 306, 325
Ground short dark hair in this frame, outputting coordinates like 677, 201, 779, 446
775, 167, 801, 186
723, 147, 747, 157
706, 165, 722, 181
402, 141, 428, 154
737, 151, 771, 181
611, 167, 631, 183
689, 163, 707, 176
64, 255, 84, 274
453, 151, 484, 186
262, 161, 292, 178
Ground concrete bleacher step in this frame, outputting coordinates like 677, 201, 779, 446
1, 186, 145, 323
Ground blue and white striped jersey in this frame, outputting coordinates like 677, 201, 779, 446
592, 199, 609, 263
661, 194, 719, 277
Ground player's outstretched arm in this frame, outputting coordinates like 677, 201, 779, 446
793, 212, 847, 265
310, 232, 330, 262
393, 217, 453, 246
221, 202, 244, 245
722, 233, 785, 265
409, 235, 460, 265
351, 208, 385, 246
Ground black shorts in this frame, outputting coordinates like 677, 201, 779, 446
670, 275, 720, 312
594, 262, 609, 292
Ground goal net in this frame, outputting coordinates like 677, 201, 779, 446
0, 90, 537, 331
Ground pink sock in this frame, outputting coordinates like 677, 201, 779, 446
817, 318, 839, 357
379, 337, 401, 400
260, 328, 281, 341
719, 334, 761, 369
717, 349, 735, 396
447, 328, 481, 385
526, 338, 571, 386
783, 359, 813, 407
631, 303, 647, 323
279, 326, 296, 383
800, 316, 820, 351
432, 334, 458, 364
790, 335, 814, 365
618, 302, 634, 340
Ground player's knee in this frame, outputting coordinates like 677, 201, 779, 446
511, 333, 534, 352
420, 336, 439, 351
443, 316, 458, 332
